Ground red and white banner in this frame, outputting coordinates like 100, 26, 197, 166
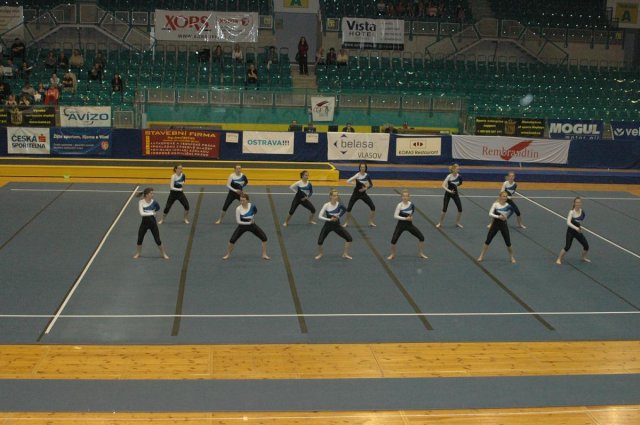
7, 127, 50, 155
142, 129, 220, 158
327, 132, 389, 161
452, 136, 570, 164
154, 10, 258, 42
310, 96, 335, 122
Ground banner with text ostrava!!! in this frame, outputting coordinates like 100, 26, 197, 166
452, 136, 570, 164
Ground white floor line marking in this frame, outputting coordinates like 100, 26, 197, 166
517, 193, 640, 260
9, 188, 640, 201
43, 186, 140, 335
4, 311, 639, 319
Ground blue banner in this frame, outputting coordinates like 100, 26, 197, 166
611, 121, 640, 141
548, 119, 604, 141
50, 128, 112, 156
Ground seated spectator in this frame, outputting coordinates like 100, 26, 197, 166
0, 80, 12, 102
69, 49, 84, 69
427, 2, 437, 17
20, 62, 32, 81
336, 49, 348, 67
21, 82, 36, 101
315, 47, 325, 66
232, 45, 243, 63
211, 45, 223, 64
245, 63, 259, 89
49, 73, 61, 89
5, 94, 17, 107
304, 123, 316, 133
326, 47, 337, 66
288, 119, 301, 131
44, 51, 57, 69
377, 1, 386, 16
417, 0, 426, 17
10, 38, 25, 60
386, 3, 395, 16
342, 123, 355, 132
88, 64, 101, 81
266, 46, 278, 70
34, 82, 46, 103
62, 71, 76, 92
111, 72, 124, 92
18, 94, 30, 106
44, 85, 59, 105
94, 52, 106, 72
7, 59, 18, 78
57, 51, 68, 69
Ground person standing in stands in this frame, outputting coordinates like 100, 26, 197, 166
297, 36, 309, 75
436, 163, 463, 228
159, 164, 190, 225
133, 187, 169, 260
216, 164, 248, 224
223, 192, 270, 260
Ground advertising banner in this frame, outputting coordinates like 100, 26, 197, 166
0, 106, 56, 127
60, 106, 112, 127
6, 127, 50, 154
611, 121, 640, 141
310, 96, 336, 122
548, 119, 603, 141
243, 131, 294, 154
274, 0, 320, 13
396, 137, 441, 157
475, 117, 545, 137
0, 6, 24, 43
327, 132, 389, 161
452, 136, 570, 164
610, 0, 639, 29
155, 10, 258, 42
51, 128, 112, 156
341, 17, 404, 50
142, 129, 220, 158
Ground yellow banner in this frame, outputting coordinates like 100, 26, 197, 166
283, 0, 309, 8
616, 2, 638, 25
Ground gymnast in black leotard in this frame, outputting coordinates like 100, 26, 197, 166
223, 192, 270, 260
387, 190, 428, 260
315, 189, 352, 260
556, 196, 590, 265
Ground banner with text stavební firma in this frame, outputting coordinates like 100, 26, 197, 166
142, 129, 220, 158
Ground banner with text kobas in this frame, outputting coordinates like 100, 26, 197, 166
242, 131, 294, 154
51, 128, 112, 156
142, 130, 220, 158
327, 132, 389, 161
452, 136, 570, 164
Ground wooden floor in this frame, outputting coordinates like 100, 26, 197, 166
1, 177, 639, 423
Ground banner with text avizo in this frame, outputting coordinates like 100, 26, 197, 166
60, 106, 111, 127
341, 17, 404, 50
155, 10, 258, 42
327, 132, 389, 161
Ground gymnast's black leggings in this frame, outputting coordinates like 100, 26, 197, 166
137, 216, 161, 246
347, 189, 375, 212
485, 218, 511, 247
390, 220, 424, 244
317, 221, 352, 245
164, 190, 190, 214
222, 190, 241, 212
229, 223, 268, 244
289, 192, 316, 215
442, 191, 462, 212
564, 228, 589, 252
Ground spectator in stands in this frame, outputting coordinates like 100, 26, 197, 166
20, 61, 32, 82
305, 123, 316, 133
44, 51, 57, 70
297, 36, 309, 75
245, 62, 259, 89
49, 73, 61, 90
0, 81, 11, 102
417, 0, 426, 17
5, 94, 17, 107
62, 71, 76, 93
456, 4, 465, 23
266, 46, 278, 71
232, 45, 243, 63
44, 85, 59, 105
94, 52, 106, 72
315, 47, 325, 66
18, 94, 30, 107
396, 1, 406, 16
10, 38, 25, 60
69, 49, 84, 69
383, 123, 398, 133
112, 72, 124, 93
21, 82, 35, 101
342, 123, 355, 132
288, 120, 301, 131
7, 60, 18, 79
212, 45, 223, 65
326, 47, 337, 66
34, 82, 46, 103
427, 2, 437, 17
377, 1, 386, 16
337, 49, 348, 67
57, 51, 68, 69
88, 64, 102, 81
386, 2, 395, 16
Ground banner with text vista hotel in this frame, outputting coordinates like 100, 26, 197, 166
341, 17, 404, 50
452, 136, 570, 164
155, 10, 258, 42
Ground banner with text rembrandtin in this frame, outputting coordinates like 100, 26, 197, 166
452, 136, 570, 164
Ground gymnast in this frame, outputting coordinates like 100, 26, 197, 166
216, 164, 248, 224
387, 190, 428, 260
343, 162, 376, 227
223, 192, 270, 260
488, 171, 526, 229
282, 170, 316, 226
477, 191, 516, 264
315, 189, 352, 260
158, 164, 190, 225
556, 196, 590, 265
436, 163, 463, 228
133, 187, 169, 260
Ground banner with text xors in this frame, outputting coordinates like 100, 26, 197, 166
243, 131, 294, 154
142, 129, 220, 158
60, 106, 112, 127
327, 132, 389, 161
341, 17, 404, 50
155, 10, 258, 42
452, 136, 570, 164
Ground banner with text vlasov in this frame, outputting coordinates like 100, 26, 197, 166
475, 117, 544, 137
155, 10, 258, 42
142, 129, 220, 158
242, 131, 294, 154
452, 136, 570, 164
548, 119, 604, 141
60, 106, 112, 127
51, 128, 112, 156
6, 127, 50, 154
327, 132, 389, 161
0, 106, 56, 127
341, 17, 404, 50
